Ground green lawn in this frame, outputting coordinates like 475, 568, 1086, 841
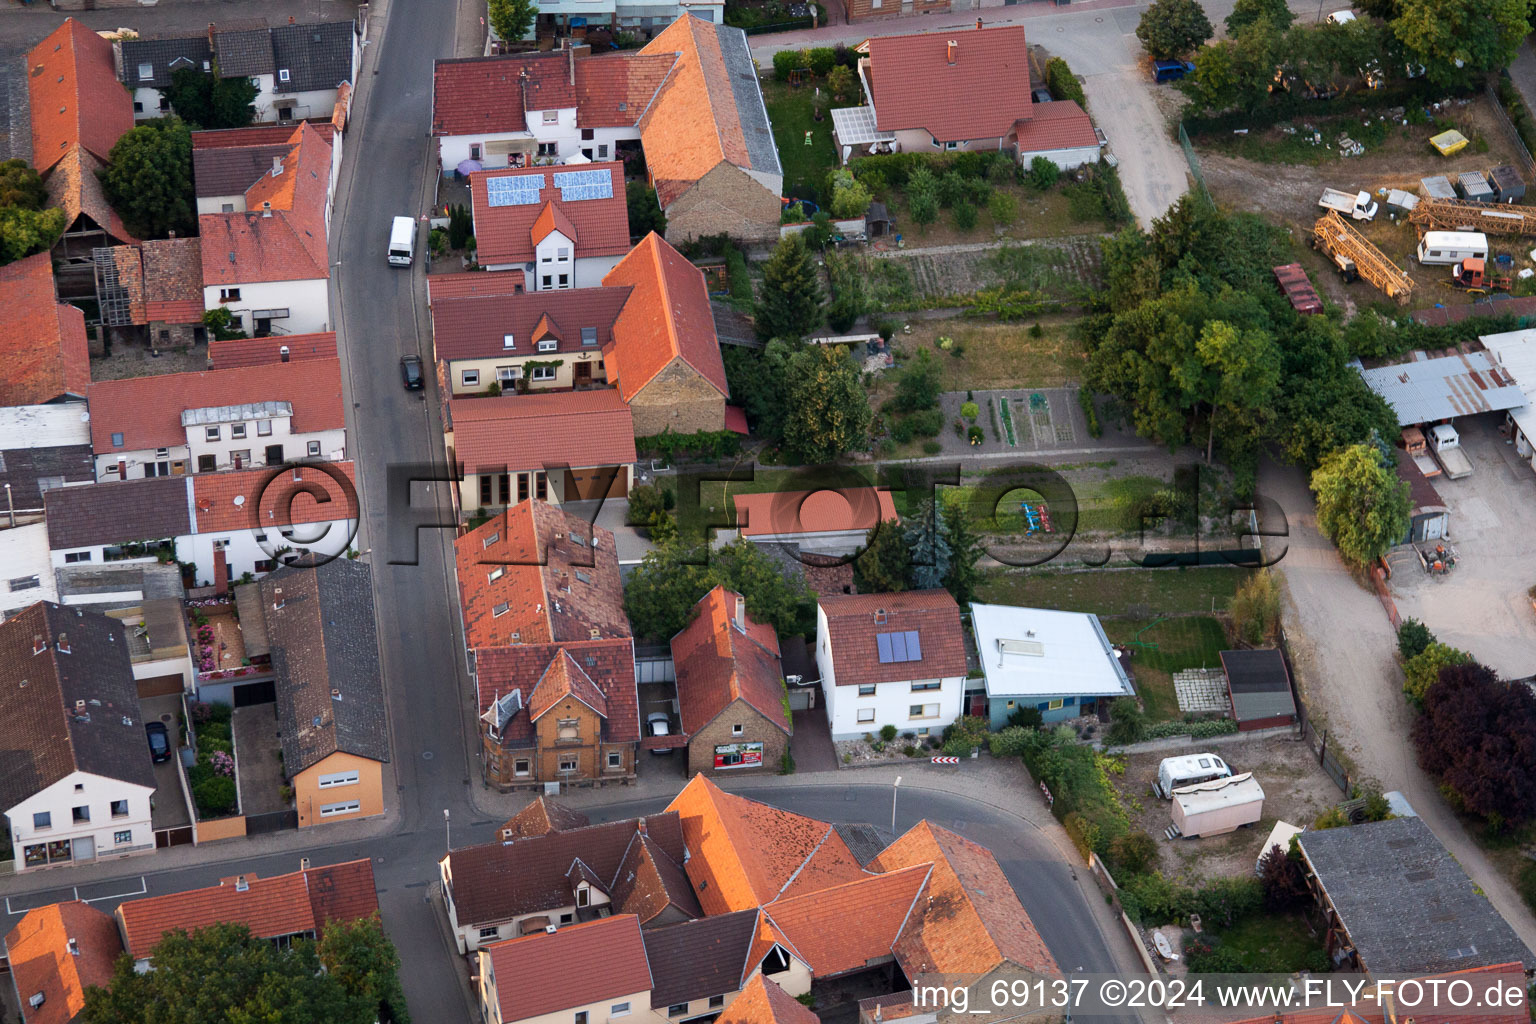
1103, 616, 1229, 722
761, 79, 839, 206
976, 566, 1251, 617
1207, 912, 1326, 973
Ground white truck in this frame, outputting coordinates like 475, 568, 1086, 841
1428, 423, 1472, 479
1318, 187, 1378, 221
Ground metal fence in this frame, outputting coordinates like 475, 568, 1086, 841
246, 809, 298, 835
1486, 82, 1536, 178
1178, 123, 1213, 208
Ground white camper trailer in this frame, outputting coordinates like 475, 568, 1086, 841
1171, 772, 1265, 838
1416, 231, 1489, 266
1154, 753, 1232, 799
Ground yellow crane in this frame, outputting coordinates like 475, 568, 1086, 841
1408, 197, 1536, 236
1311, 210, 1414, 302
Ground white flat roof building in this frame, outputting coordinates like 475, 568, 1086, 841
969, 602, 1134, 700
0, 404, 91, 449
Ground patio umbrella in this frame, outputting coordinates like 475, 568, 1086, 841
457, 159, 484, 177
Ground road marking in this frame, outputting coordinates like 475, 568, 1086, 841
81, 877, 147, 904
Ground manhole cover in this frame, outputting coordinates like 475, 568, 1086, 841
422, 750, 434, 760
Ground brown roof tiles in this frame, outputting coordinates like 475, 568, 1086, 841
575, 53, 677, 128
481, 915, 653, 1022
529, 648, 610, 721
0, 253, 90, 407
717, 974, 821, 1024
3, 901, 122, 1024
191, 461, 358, 534
432, 51, 580, 137
46, 145, 137, 246
27, 19, 134, 173
208, 331, 338, 369
761, 867, 929, 977
1013, 99, 1099, 153
116, 858, 379, 960
866, 26, 1033, 143
469, 162, 629, 268
498, 796, 591, 841
642, 909, 759, 1008
672, 586, 788, 736
610, 832, 705, 926
448, 389, 636, 475
44, 476, 192, 549
602, 232, 728, 403
818, 590, 968, 687
199, 123, 332, 285
141, 236, 205, 323
430, 286, 630, 362
475, 639, 639, 746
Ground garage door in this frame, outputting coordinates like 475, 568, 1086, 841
565, 466, 628, 500
233, 679, 277, 707
137, 674, 184, 698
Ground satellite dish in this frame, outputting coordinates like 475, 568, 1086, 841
233, 495, 246, 506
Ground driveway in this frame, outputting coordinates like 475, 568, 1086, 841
141, 695, 190, 832
790, 704, 838, 773
1389, 416, 1536, 680
1261, 458, 1536, 958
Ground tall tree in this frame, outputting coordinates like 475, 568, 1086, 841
892, 348, 942, 413
0, 205, 66, 265
756, 233, 824, 341
1224, 0, 1292, 35
622, 537, 813, 640
625, 181, 666, 239
939, 494, 982, 604
1309, 443, 1410, 567
99, 118, 195, 239
166, 65, 257, 130
81, 923, 355, 1024
1402, 641, 1474, 707
487, 0, 538, 43
1136, 0, 1214, 59
852, 520, 910, 594
1185, 318, 1280, 464
0, 158, 47, 210
904, 500, 952, 590
1391, 0, 1529, 87
782, 345, 871, 464
1412, 662, 1536, 827
317, 915, 411, 1024
723, 341, 792, 443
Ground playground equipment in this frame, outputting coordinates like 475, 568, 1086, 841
1019, 502, 1054, 533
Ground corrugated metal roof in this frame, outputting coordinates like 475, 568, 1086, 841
1356, 351, 1527, 426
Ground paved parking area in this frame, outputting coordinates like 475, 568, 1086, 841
1390, 416, 1536, 680
232, 705, 290, 816
141, 695, 190, 831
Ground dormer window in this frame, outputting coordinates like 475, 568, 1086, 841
581, 327, 597, 345
137, 63, 153, 81
537, 338, 557, 353
576, 884, 590, 908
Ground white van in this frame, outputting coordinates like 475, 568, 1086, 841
1155, 753, 1232, 799
1416, 230, 1488, 266
388, 216, 415, 267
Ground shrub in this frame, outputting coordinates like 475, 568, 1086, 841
922, 440, 942, 454
1185, 940, 1244, 973
987, 726, 1033, 758
1026, 156, 1060, 191
1402, 642, 1473, 706
988, 192, 1018, 228
1229, 572, 1281, 646
773, 50, 807, 81
940, 715, 991, 756
1044, 57, 1086, 107
1518, 860, 1536, 914
1079, 387, 1102, 438
829, 168, 873, 219
967, 425, 984, 444
1107, 830, 1158, 876
879, 723, 898, 742
1259, 844, 1308, 910
627, 483, 669, 524
952, 201, 978, 231
960, 401, 979, 421
1119, 872, 1193, 924
193, 776, 237, 817
1006, 705, 1044, 729
806, 46, 836, 76
936, 172, 966, 209
1141, 718, 1238, 740
1105, 697, 1145, 745
1397, 617, 1435, 660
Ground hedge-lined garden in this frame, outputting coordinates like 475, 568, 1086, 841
187, 701, 238, 820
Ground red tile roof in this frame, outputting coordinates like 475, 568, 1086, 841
761, 867, 929, 977
430, 286, 630, 362
672, 586, 789, 736
638, 18, 774, 207
481, 915, 653, 1021
141, 236, 205, 323
528, 648, 610, 720
866, 26, 1033, 143
115, 858, 378, 960
665, 776, 865, 915
475, 638, 639, 745
448, 389, 636, 474
575, 53, 677, 128
469, 162, 630, 267
498, 796, 591, 841
4, 901, 121, 1024
610, 832, 704, 925
427, 269, 525, 303
88, 357, 344, 452
1014, 100, 1100, 152
455, 499, 629, 650
191, 122, 337, 149
733, 488, 897, 538
200, 123, 332, 285
432, 51, 580, 137
872, 821, 1057, 977
531, 199, 578, 245
717, 974, 821, 1024
0, 252, 89, 406
602, 232, 728, 403
46, 144, 137, 246
818, 589, 968, 687
208, 331, 338, 368
331, 82, 351, 132
27, 19, 134, 172
191, 461, 358, 534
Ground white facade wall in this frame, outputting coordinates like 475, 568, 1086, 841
95, 422, 346, 480
203, 277, 330, 336
1019, 144, 1102, 171
266, 86, 342, 122
131, 85, 169, 119
6, 772, 155, 870
814, 605, 964, 740
439, 125, 641, 172
197, 193, 248, 216
0, 524, 59, 620
180, 516, 356, 583
533, 229, 576, 291
441, 856, 612, 953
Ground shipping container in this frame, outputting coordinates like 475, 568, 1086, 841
1274, 263, 1323, 315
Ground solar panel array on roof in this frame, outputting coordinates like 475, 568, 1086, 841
876, 630, 922, 664
486, 174, 545, 207
553, 168, 613, 202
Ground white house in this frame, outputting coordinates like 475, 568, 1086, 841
469, 163, 631, 283
1479, 328, 1536, 474
0, 524, 60, 621
968, 603, 1134, 728
87, 358, 345, 481
814, 590, 969, 741
199, 123, 333, 336
0, 603, 158, 870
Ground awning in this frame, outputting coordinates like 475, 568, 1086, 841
831, 105, 895, 148
724, 406, 749, 435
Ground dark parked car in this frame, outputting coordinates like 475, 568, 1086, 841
400, 355, 424, 390
1152, 59, 1195, 83
145, 720, 171, 763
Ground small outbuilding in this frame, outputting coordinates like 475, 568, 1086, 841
1218, 648, 1297, 731
1171, 773, 1264, 838
1488, 165, 1526, 203
1395, 450, 1449, 543
1458, 171, 1495, 203
1420, 174, 1457, 200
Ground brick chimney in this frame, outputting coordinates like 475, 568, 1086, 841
975, 17, 982, 29
213, 546, 228, 595
946, 39, 958, 65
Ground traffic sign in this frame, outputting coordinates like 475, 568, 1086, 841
931, 756, 960, 765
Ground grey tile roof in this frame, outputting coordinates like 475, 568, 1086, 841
55, 563, 183, 601
1298, 816, 1535, 975
642, 910, 759, 1009
715, 24, 781, 178
119, 37, 213, 90
269, 21, 354, 94
1217, 648, 1296, 724
257, 558, 389, 774
213, 29, 275, 79
193, 143, 292, 197
0, 443, 95, 510
44, 477, 193, 550
834, 822, 888, 866
0, 603, 156, 812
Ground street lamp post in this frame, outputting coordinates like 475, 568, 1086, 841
443, 808, 451, 853
891, 776, 902, 834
